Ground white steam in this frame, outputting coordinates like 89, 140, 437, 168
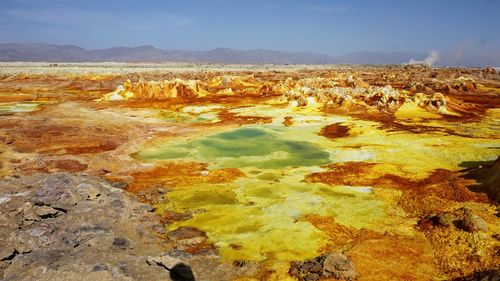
409, 50, 439, 66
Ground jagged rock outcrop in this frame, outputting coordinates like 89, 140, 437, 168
482, 67, 497, 75
98, 75, 275, 101
98, 78, 209, 101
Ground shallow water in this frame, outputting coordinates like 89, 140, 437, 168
138, 126, 331, 169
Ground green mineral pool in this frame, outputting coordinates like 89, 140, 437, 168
136, 126, 331, 169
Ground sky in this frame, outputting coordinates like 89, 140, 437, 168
0, 0, 499, 56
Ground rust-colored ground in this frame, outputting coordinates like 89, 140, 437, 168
0, 64, 499, 280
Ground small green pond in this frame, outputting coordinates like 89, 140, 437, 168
136, 127, 331, 169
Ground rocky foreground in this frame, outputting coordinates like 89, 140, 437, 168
0, 173, 281, 281
0, 173, 176, 280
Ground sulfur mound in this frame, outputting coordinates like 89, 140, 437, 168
98, 78, 209, 101
98, 75, 275, 101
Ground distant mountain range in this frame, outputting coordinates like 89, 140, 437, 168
0, 43, 498, 67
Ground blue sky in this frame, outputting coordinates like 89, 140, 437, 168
1, 0, 499, 56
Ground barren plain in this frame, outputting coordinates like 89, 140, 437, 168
0, 63, 499, 281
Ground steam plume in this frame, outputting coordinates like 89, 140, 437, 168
409, 50, 439, 66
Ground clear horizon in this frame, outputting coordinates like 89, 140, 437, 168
1, 0, 499, 58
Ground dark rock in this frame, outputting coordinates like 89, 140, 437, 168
460, 209, 488, 232
92, 263, 108, 271
433, 212, 457, 227
170, 263, 195, 281
111, 199, 125, 208
112, 237, 130, 249
233, 260, 247, 268
425, 208, 488, 233
482, 67, 497, 75
304, 272, 320, 281
453, 268, 500, 280
111, 182, 128, 189
289, 253, 358, 281
479, 156, 500, 202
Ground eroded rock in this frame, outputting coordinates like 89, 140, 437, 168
146, 254, 183, 270
459, 208, 489, 232
289, 253, 358, 281
34, 205, 60, 218
424, 207, 489, 233
0, 173, 171, 281
482, 67, 497, 75
434, 212, 457, 227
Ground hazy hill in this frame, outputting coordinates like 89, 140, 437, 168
0, 43, 498, 66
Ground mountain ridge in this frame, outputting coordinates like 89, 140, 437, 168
0, 43, 498, 67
